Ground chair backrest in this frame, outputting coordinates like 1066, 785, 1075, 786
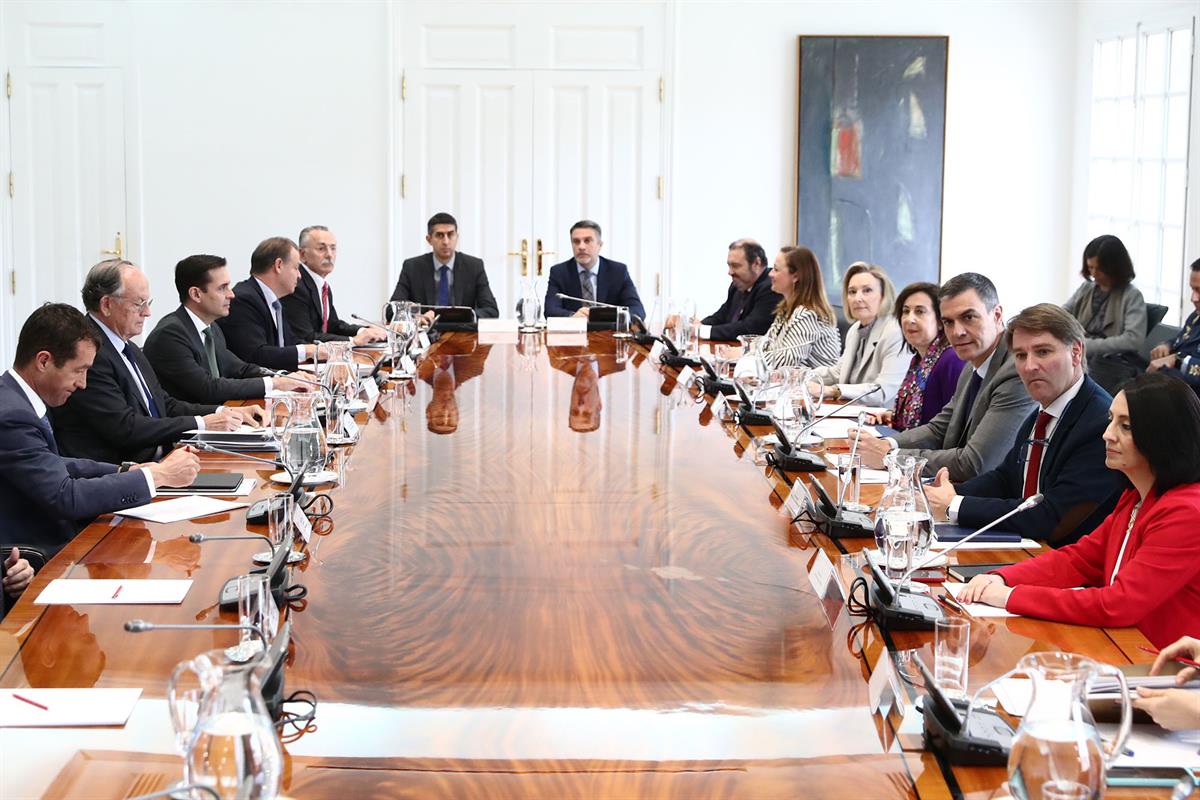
829, 305, 852, 346
1145, 303, 1169, 334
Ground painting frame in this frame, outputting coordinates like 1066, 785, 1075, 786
795, 35, 949, 307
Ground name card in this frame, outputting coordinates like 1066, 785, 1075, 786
547, 316, 587, 333
676, 365, 695, 387
649, 340, 666, 363
292, 504, 313, 544
807, 548, 846, 628
712, 390, 731, 418
417, 331, 431, 350
398, 355, 416, 375
477, 318, 519, 333
360, 377, 379, 402
780, 478, 811, 521
341, 412, 360, 441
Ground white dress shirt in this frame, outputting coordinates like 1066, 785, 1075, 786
253, 277, 307, 359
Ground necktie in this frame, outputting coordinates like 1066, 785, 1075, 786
580, 269, 594, 302
437, 266, 450, 307
1023, 411, 1053, 498
271, 299, 285, 346
123, 342, 161, 417
321, 283, 331, 334
956, 371, 983, 445
38, 415, 58, 454
202, 326, 220, 376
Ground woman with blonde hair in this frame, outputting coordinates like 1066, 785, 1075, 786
751, 247, 840, 369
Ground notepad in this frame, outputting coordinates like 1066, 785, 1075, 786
0, 688, 143, 727
943, 581, 1019, 618
116, 496, 249, 524
34, 579, 192, 605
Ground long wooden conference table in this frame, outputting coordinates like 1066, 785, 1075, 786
0, 332, 1166, 799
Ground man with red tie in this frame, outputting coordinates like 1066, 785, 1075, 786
923, 304, 1123, 546
283, 225, 387, 345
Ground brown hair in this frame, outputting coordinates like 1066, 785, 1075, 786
774, 247, 835, 325
250, 237, 298, 275
1005, 303, 1087, 350
841, 262, 896, 323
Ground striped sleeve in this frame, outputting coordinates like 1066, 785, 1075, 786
761, 307, 840, 369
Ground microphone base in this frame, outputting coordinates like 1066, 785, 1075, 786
923, 697, 1013, 766
767, 447, 827, 472
661, 354, 702, 370
699, 376, 736, 396
868, 580, 945, 630
814, 506, 875, 538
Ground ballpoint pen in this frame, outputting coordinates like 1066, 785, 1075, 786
1138, 644, 1200, 670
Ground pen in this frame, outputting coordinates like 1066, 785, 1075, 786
111, 584, 123, 599
936, 593, 971, 617
12, 693, 48, 711
1137, 645, 1200, 670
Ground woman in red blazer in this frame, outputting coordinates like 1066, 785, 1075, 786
959, 371, 1200, 648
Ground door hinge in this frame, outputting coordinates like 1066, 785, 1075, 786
655, 273, 661, 296
658, 77, 664, 103
400, 174, 407, 199
7, 172, 12, 197
401, 70, 407, 102
9, 271, 15, 296
5, 72, 11, 99
656, 176, 664, 199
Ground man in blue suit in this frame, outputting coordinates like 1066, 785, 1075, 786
1149, 257, 1200, 389
924, 304, 1123, 546
544, 220, 645, 320
0, 304, 200, 560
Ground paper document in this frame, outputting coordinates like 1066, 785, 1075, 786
1106, 723, 1200, 769
943, 582, 1019, 618
825, 404, 889, 419
992, 678, 1074, 716
117, 496, 248, 524
35, 579, 192, 605
0, 688, 143, 727
931, 538, 1040, 551
822, 454, 889, 484
183, 425, 273, 437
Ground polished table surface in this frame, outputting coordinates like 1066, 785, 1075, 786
0, 332, 1163, 799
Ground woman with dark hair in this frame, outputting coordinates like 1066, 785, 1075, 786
750, 247, 840, 369
959, 371, 1200, 647
1062, 234, 1147, 386
874, 282, 965, 431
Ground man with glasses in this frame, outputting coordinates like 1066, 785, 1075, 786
50, 259, 257, 464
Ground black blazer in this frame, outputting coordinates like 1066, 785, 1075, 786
144, 306, 274, 404
543, 256, 646, 320
0, 373, 151, 558
956, 375, 1123, 546
218, 278, 305, 371
700, 269, 781, 341
389, 252, 499, 319
282, 268, 362, 342
50, 318, 216, 463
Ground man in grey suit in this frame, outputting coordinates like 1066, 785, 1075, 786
390, 212, 500, 320
856, 273, 1035, 481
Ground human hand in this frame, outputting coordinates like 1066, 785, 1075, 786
146, 446, 201, 489
924, 467, 956, 521
663, 314, 679, 330
201, 409, 241, 432
1149, 343, 1172, 361
1148, 635, 1200, 683
1132, 686, 1200, 731
1147, 354, 1177, 373
233, 404, 266, 428
573, 307, 591, 319
957, 573, 1007, 604
353, 326, 387, 345
850, 427, 891, 469
2, 548, 34, 597
273, 374, 311, 393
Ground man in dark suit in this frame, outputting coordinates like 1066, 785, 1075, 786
284, 225, 388, 344
218, 237, 325, 371
2, 303, 200, 560
856, 273, 1036, 481
50, 260, 251, 463
924, 305, 1123, 546
544, 220, 646, 320
665, 239, 780, 341
390, 212, 500, 320
1149, 257, 1200, 389
145, 254, 309, 404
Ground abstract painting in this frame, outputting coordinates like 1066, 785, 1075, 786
796, 36, 948, 305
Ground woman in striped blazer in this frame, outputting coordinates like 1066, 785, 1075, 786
752, 246, 841, 370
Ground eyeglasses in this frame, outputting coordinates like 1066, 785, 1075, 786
115, 296, 153, 312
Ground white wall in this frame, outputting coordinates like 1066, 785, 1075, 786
129, 0, 392, 327
669, 0, 1080, 319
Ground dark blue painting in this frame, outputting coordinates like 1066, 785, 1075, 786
796, 36, 948, 305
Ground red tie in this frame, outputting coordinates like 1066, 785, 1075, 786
1023, 411, 1052, 498
321, 282, 331, 334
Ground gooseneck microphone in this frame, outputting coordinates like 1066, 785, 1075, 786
189, 532, 275, 549
789, 384, 883, 442
556, 293, 627, 310
124, 619, 267, 644
190, 440, 283, 469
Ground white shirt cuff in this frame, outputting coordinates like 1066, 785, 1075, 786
883, 437, 899, 451
138, 467, 157, 498
194, 416, 205, 431
263, 377, 273, 393
947, 495, 963, 524
699, 324, 712, 340
297, 345, 308, 359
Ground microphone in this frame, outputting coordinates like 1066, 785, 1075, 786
190, 441, 283, 468
766, 385, 881, 474
189, 532, 274, 548
351, 314, 391, 329
556, 293, 626, 310
271, 370, 324, 390
791, 384, 883, 441
124, 619, 267, 645
836, 412, 867, 508
899, 494, 1044, 588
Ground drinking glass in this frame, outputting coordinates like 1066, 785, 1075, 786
267, 492, 294, 551
934, 616, 970, 700
835, 453, 864, 510
234, 573, 277, 658
614, 305, 631, 339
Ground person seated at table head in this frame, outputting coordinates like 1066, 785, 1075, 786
144, 254, 309, 405
544, 220, 646, 321
218, 237, 329, 372
284, 225, 387, 345
390, 212, 500, 321
1133, 635, 1200, 731
1063, 234, 1147, 390
853, 272, 1035, 481
1148, 257, 1200, 390
877, 282, 966, 432
923, 304, 1123, 546
50, 264, 256, 464
749, 246, 840, 370
665, 239, 780, 341
958, 372, 1200, 649
2, 303, 201, 559
807, 262, 908, 406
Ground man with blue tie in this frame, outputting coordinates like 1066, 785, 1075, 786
50, 260, 251, 464
544, 220, 646, 320
1, 304, 200, 560
219, 237, 327, 371
390, 213, 500, 320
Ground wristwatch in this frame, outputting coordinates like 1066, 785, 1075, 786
117, 461, 136, 473
832, 385, 843, 400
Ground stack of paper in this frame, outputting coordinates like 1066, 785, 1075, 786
116, 496, 248, 524
34, 579, 192, 605
0, 688, 143, 727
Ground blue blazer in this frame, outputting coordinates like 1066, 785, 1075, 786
955, 375, 1123, 546
0, 372, 151, 558
544, 256, 645, 320
217, 278, 304, 372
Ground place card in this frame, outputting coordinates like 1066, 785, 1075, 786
292, 504, 313, 544
342, 412, 360, 441
676, 365, 695, 387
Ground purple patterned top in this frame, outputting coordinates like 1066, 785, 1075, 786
891, 336, 967, 431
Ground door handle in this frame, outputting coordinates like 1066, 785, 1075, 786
507, 239, 529, 277
535, 239, 556, 277
100, 232, 124, 260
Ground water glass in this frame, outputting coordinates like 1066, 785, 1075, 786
934, 616, 970, 700
882, 512, 915, 580
267, 492, 294, 550
835, 453, 864, 510
233, 573, 278, 662
614, 306, 631, 338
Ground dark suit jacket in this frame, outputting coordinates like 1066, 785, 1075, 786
544, 256, 646, 320
50, 318, 216, 463
144, 306, 273, 404
700, 269, 781, 341
282, 268, 362, 342
956, 376, 1123, 546
218, 278, 305, 371
390, 252, 499, 318
0, 373, 151, 557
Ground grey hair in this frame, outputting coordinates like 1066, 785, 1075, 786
298, 225, 330, 249
81, 258, 134, 312
938, 272, 1000, 311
